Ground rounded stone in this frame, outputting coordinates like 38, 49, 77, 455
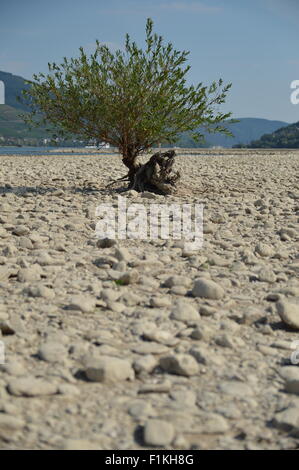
277, 300, 299, 330
143, 419, 175, 447
192, 278, 224, 300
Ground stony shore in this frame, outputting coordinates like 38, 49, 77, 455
0, 149, 299, 450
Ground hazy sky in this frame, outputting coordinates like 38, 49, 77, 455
1, 0, 299, 122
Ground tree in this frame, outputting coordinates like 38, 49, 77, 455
21, 18, 234, 193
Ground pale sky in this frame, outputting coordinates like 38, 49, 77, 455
1, 0, 299, 122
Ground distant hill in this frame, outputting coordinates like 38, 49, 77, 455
175, 117, 289, 148
0, 70, 31, 111
240, 121, 299, 148
0, 70, 291, 147
0, 104, 47, 139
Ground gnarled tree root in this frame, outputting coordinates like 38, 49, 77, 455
131, 150, 180, 195
106, 150, 180, 195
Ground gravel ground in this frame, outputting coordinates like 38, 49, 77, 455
0, 148, 298, 450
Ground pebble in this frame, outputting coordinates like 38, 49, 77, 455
7, 377, 58, 396
258, 268, 276, 283
96, 238, 117, 248
0, 414, 25, 431
192, 279, 225, 300
159, 354, 199, 376
68, 295, 96, 313
38, 342, 68, 363
276, 300, 299, 330
133, 355, 158, 374
170, 301, 200, 323
255, 243, 274, 257
128, 400, 155, 419
58, 384, 80, 396
61, 439, 101, 450
273, 406, 299, 434
24, 285, 55, 299
132, 342, 170, 355
164, 275, 191, 288
117, 270, 139, 285
138, 380, 171, 394
150, 296, 172, 308
218, 381, 254, 397
0, 361, 26, 376
17, 266, 42, 282
280, 367, 299, 395
12, 225, 30, 236
84, 356, 134, 383
143, 419, 175, 447
101, 289, 121, 302
114, 247, 131, 262
198, 413, 229, 434
143, 329, 179, 347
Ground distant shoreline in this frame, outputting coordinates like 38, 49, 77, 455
1, 146, 299, 157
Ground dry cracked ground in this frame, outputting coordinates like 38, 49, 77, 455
0, 148, 299, 450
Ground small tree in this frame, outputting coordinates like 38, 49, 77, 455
22, 18, 233, 193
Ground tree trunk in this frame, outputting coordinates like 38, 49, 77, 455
131, 150, 180, 195
122, 154, 141, 188
108, 150, 180, 195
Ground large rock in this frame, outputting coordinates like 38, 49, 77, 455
255, 242, 274, 257
276, 300, 299, 330
84, 356, 134, 383
0, 414, 25, 431
280, 367, 299, 394
143, 419, 175, 447
192, 278, 224, 300
7, 377, 58, 396
170, 301, 200, 323
164, 275, 191, 288
273, 406, 299, 435
17, 266, 42, 282
159, 354, 199, 377
38, 342, 68, 363
68, 295, 96, 313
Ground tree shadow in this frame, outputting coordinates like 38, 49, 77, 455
0, 185, 113, 196
0, 185, 58, 195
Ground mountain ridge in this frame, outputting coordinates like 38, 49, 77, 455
238, 121, 299, 148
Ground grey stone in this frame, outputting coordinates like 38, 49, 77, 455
218, 381, 254, 397
192, 278, 225, 300
159, 354, 199, 376
143, 419, 175, 447
7, 377, 58, 396
170, 301, 200, 323
84, 356, 134, 383
68, 295, 96, 313
276, 300, 299, 330
38, 342, 67, 363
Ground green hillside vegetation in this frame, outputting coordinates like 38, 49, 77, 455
0, 105, 48, 139
238, 121, 299, 148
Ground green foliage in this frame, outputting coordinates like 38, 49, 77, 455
21, 18, 233, 158
236, 121, 299, 148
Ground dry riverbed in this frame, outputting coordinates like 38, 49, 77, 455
0, 149, 299, 450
